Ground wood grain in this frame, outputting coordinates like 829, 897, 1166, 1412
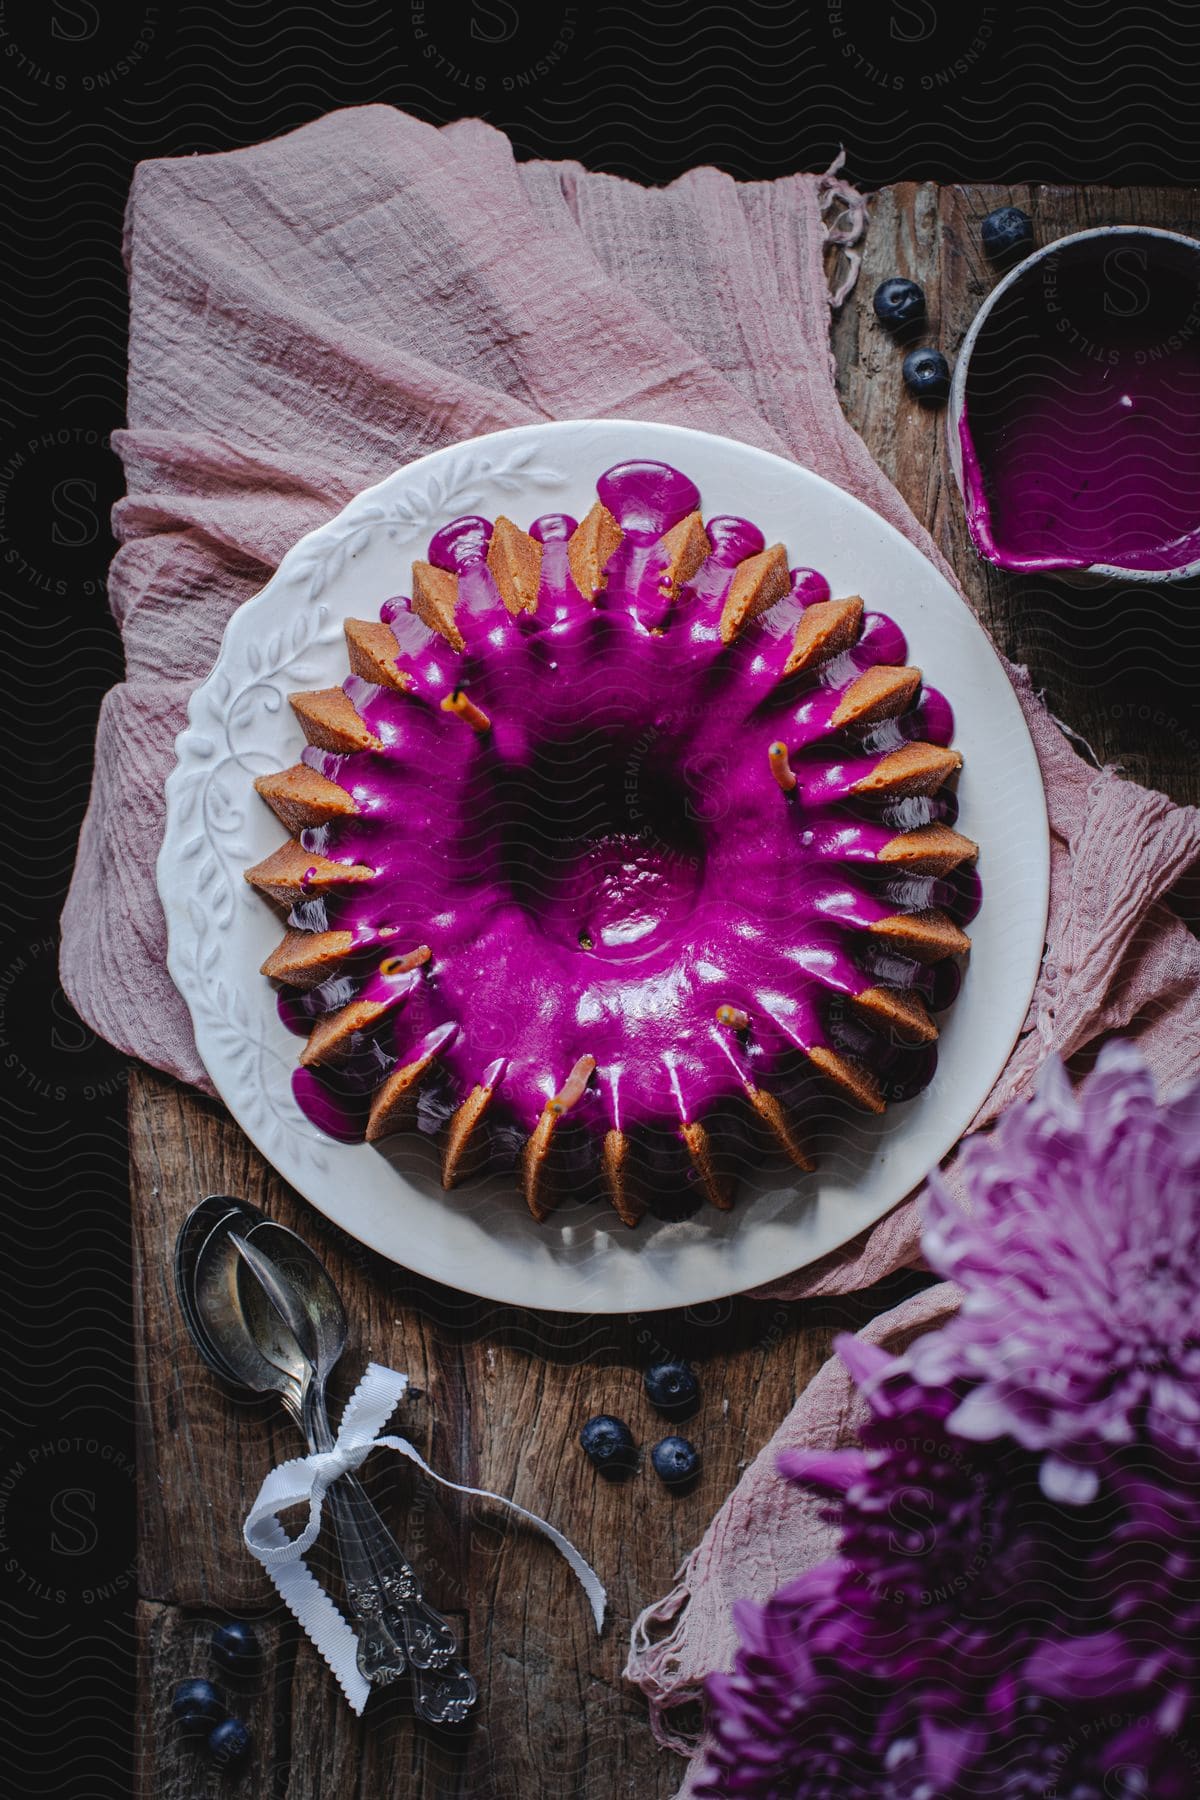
135, 183, 1200, 1798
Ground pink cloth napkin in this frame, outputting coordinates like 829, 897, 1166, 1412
60, 107, 1200, 1779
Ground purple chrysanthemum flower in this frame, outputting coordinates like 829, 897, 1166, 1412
698, 1048, 1200, 1800
701, 1363, 1200, 1798
909, 1043, 1200, 1503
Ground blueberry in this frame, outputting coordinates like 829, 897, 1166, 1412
171, 1678, 226, 1734
901, 347, 952, 404
980, 206, 1033, 262
212, 1620, 261, 1680
872, 277, 926, 333
579, 1414, 636, 1476
643, 1362, 700, 1421
651, 1435, 701, 1488
207, 1716, 252, 1769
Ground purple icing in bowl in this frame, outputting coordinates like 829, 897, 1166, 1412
953, 227, 1200, 579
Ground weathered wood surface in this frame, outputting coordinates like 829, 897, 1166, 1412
134, 183, 1200, 1800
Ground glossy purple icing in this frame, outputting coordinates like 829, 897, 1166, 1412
280, 461, 974, 1187
959, 237, 1200, 573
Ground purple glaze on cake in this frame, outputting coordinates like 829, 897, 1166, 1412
958, 234, 1200, 573
263, 460, 977, 1204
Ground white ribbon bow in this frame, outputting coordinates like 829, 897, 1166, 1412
244, 1361, 606, 1714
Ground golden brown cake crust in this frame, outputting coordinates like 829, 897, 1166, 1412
655, 509, 711, 602
851, 741, 963, 799
831, 665, 923, 729
601, 1129, 645, 1228
567, 501, 624, 600
783, 595, 864, 676
808, 1046, 887, 1114
253, 763, 358, 835
441, 1083, 495, 1187
719, 543, 790, 644
288, 687, 381, 754
300, 997, 390, 1068
878, 822, 979, 875
746, 1087, 815, 1170
344, 618, 413, 692
487, 515, 543, 615
365, 1040, 444, 1140
854, 985, 938, 1044
520, 1108, 560, 1222
260, 928, 355, 988
680, 1120, 735, 1209
243, 840, 375, 904
411, 560, 465, 650
870, 908, 972, 962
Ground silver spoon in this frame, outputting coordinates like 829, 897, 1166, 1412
192, 1212, 409, 1690
174, 1199, 407, 1690
228, 1224, 477, 1725
174, 1193, 263, 1381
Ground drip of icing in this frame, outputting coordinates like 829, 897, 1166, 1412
292, 1066, 373, 1143
379, 596, 435, 655
529, 513, 577, 543
706, 515, 765, 564
429, 516, 492, 572
278, 459, 975, 1165
792, 568, 831, 606
597, 460, 701, 539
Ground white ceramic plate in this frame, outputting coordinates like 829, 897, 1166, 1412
158, 420, 1049, 1313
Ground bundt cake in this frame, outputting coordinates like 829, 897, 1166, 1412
245, 459, 979, 1226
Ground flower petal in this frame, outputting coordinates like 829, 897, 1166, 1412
1025, 1630, 1139, 1699
1040, 1452, 1100, 1505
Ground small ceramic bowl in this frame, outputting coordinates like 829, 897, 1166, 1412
948, 225, 1200, 584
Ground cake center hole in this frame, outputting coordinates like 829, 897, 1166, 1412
496, 733, 705, 959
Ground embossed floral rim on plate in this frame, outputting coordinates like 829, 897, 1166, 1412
158, 421, 1049, 1313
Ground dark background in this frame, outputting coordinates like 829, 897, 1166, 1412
3, 4, 1199, 1792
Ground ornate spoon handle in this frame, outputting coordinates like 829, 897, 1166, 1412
334, 1476, 477, 1720
301, 1383, 476, 1717
283, 1388, 407, 1687
326, 1480, 410, 1688
219, 1223, 475, 1716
